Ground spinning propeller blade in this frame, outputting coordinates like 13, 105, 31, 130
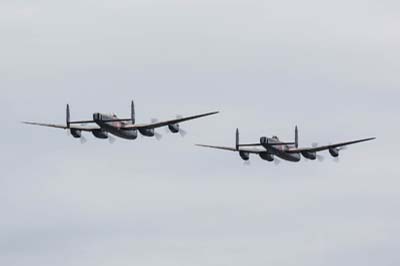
151, 118, 163, 140
155, 132, 163, 141
179, 128, 187, 137
177, 115, 188, 137
80, 135, 87, 144
312, 143, 325, 162
317, 155, 325, 162
108, 135, 116, 144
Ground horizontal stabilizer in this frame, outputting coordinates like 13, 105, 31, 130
239, 142, 295, 147
69, 118, 132, 124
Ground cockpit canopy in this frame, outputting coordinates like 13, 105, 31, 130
103, 113, 118, 119
93, 113, 118, 121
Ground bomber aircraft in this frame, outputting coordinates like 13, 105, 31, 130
23, 101, 218, 143
197, 126, 375, 164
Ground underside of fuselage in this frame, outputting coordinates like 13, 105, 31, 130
92, 113, 165, 140
98, 122, 138, 140
260, 137, 301, 162
93, 113, 138, 140
274, 151, 301, 162
266, 146, 301, 162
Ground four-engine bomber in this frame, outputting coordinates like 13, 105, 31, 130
23, 101, 218, 142
197, 127, 375, 164
23, 101, 375, 164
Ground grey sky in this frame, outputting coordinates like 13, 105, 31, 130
1, 0, 399, 265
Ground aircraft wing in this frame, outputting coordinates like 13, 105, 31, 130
196, 144, 264, 154
122, 111, 219, 130
286, 137, 376, 153
22, 121, 99, 131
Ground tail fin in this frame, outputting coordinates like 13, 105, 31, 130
295, 126, 299, 148
236, 128, 239, 150
131, 100, 135, 124
66, 104, 71, 128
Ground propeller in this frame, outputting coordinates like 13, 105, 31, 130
243, 160, 251, 166
108, 135, 116, 144
274, 158, 281, 166
329, 143, 346, 162
66, 128, 87, 144
179, 128, 187, 137
176, 115, 187, 137
165, 125, 187, 137
80, 135, 87, 144
312, 143, 324, 162
154, 132, 163, 141
78, 124, 88, 144
151, 118, 163, 141
332, 147, 346, 162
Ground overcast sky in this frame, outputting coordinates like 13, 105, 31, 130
1, 0, 399, 265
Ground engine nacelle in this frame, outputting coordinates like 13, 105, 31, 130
329, 148, 339, 157
259, 152, 274, 161
239, 151, 250, 161
301, 151, 317, 160
168, 123, 179, 133
70, 129, 82, 138
122, 129, 138, 139
139, 128, 155, 137
92, 129, 108, 139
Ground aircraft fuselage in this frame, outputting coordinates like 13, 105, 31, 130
262, 137, 301, 162
93, 113, 138, 140
268, 146, 301, 162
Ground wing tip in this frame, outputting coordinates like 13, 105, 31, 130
205, 111, 220, 116
195, 144, 218, 149
195, 144, 208, 147
363, 137, 376, 142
